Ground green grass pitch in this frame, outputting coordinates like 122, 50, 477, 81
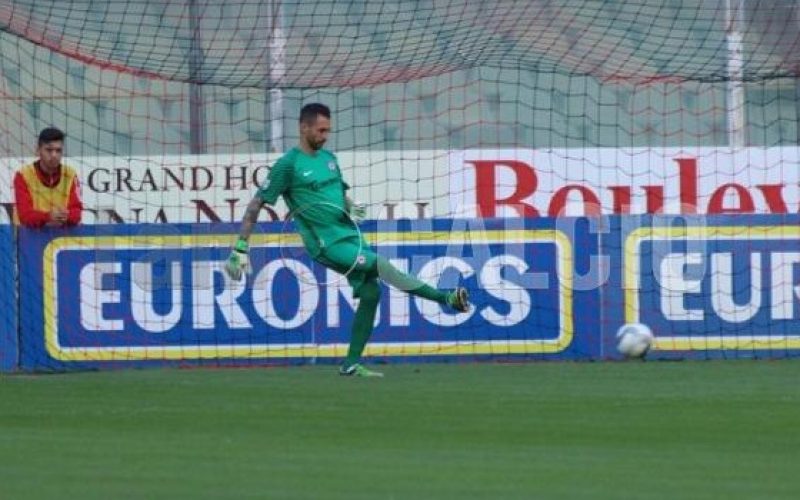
1, 361, 799, 499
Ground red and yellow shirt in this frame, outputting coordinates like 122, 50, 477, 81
13, 161, 82, 227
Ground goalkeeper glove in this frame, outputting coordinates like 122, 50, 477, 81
225, 238, 250, 281
349, 201, 367, 224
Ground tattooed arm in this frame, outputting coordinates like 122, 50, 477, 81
237, 195, 264, 244
226, 157, 292, 280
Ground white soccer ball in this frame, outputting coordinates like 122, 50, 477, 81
616, 323, 654, 358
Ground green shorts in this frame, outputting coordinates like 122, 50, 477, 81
315, 237, 378, 297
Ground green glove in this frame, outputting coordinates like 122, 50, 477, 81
225, 238, 250, 281
349, 201, 367, 223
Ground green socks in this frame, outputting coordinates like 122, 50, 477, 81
344, 280, 381, 366
375, 256, 448, 303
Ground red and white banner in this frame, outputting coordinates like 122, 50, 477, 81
448, 148, 800, 217
2, 147, 800, 224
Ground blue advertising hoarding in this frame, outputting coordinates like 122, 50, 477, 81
7, 214, 800, 372
602, 214, 800, 359
0, 225, 16, 371
16, 218, 599, 370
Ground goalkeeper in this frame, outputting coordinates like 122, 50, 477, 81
226, 103, 470, 377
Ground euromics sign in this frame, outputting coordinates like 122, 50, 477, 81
17, 220, 597, 369
11, 215, 800, 371
621, 218, 800, 354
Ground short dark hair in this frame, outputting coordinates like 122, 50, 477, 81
299, 103, 330, 124
38, 127, 65, 146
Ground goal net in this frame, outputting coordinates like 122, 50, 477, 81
2, 0, 799, 369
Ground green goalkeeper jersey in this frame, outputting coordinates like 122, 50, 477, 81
258, 147, 356, 256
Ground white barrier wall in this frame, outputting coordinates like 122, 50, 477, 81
3, 147, 800, 224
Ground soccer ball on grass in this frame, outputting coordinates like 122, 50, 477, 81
616, 323, 654, 359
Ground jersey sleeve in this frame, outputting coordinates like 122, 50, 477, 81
258, 155, 294, 205
13, 172, 51, 227
66, 176, 83, 225
330, 152, 350, 190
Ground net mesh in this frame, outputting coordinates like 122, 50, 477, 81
2, 0, 800, 369
1, 0, 799, 159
